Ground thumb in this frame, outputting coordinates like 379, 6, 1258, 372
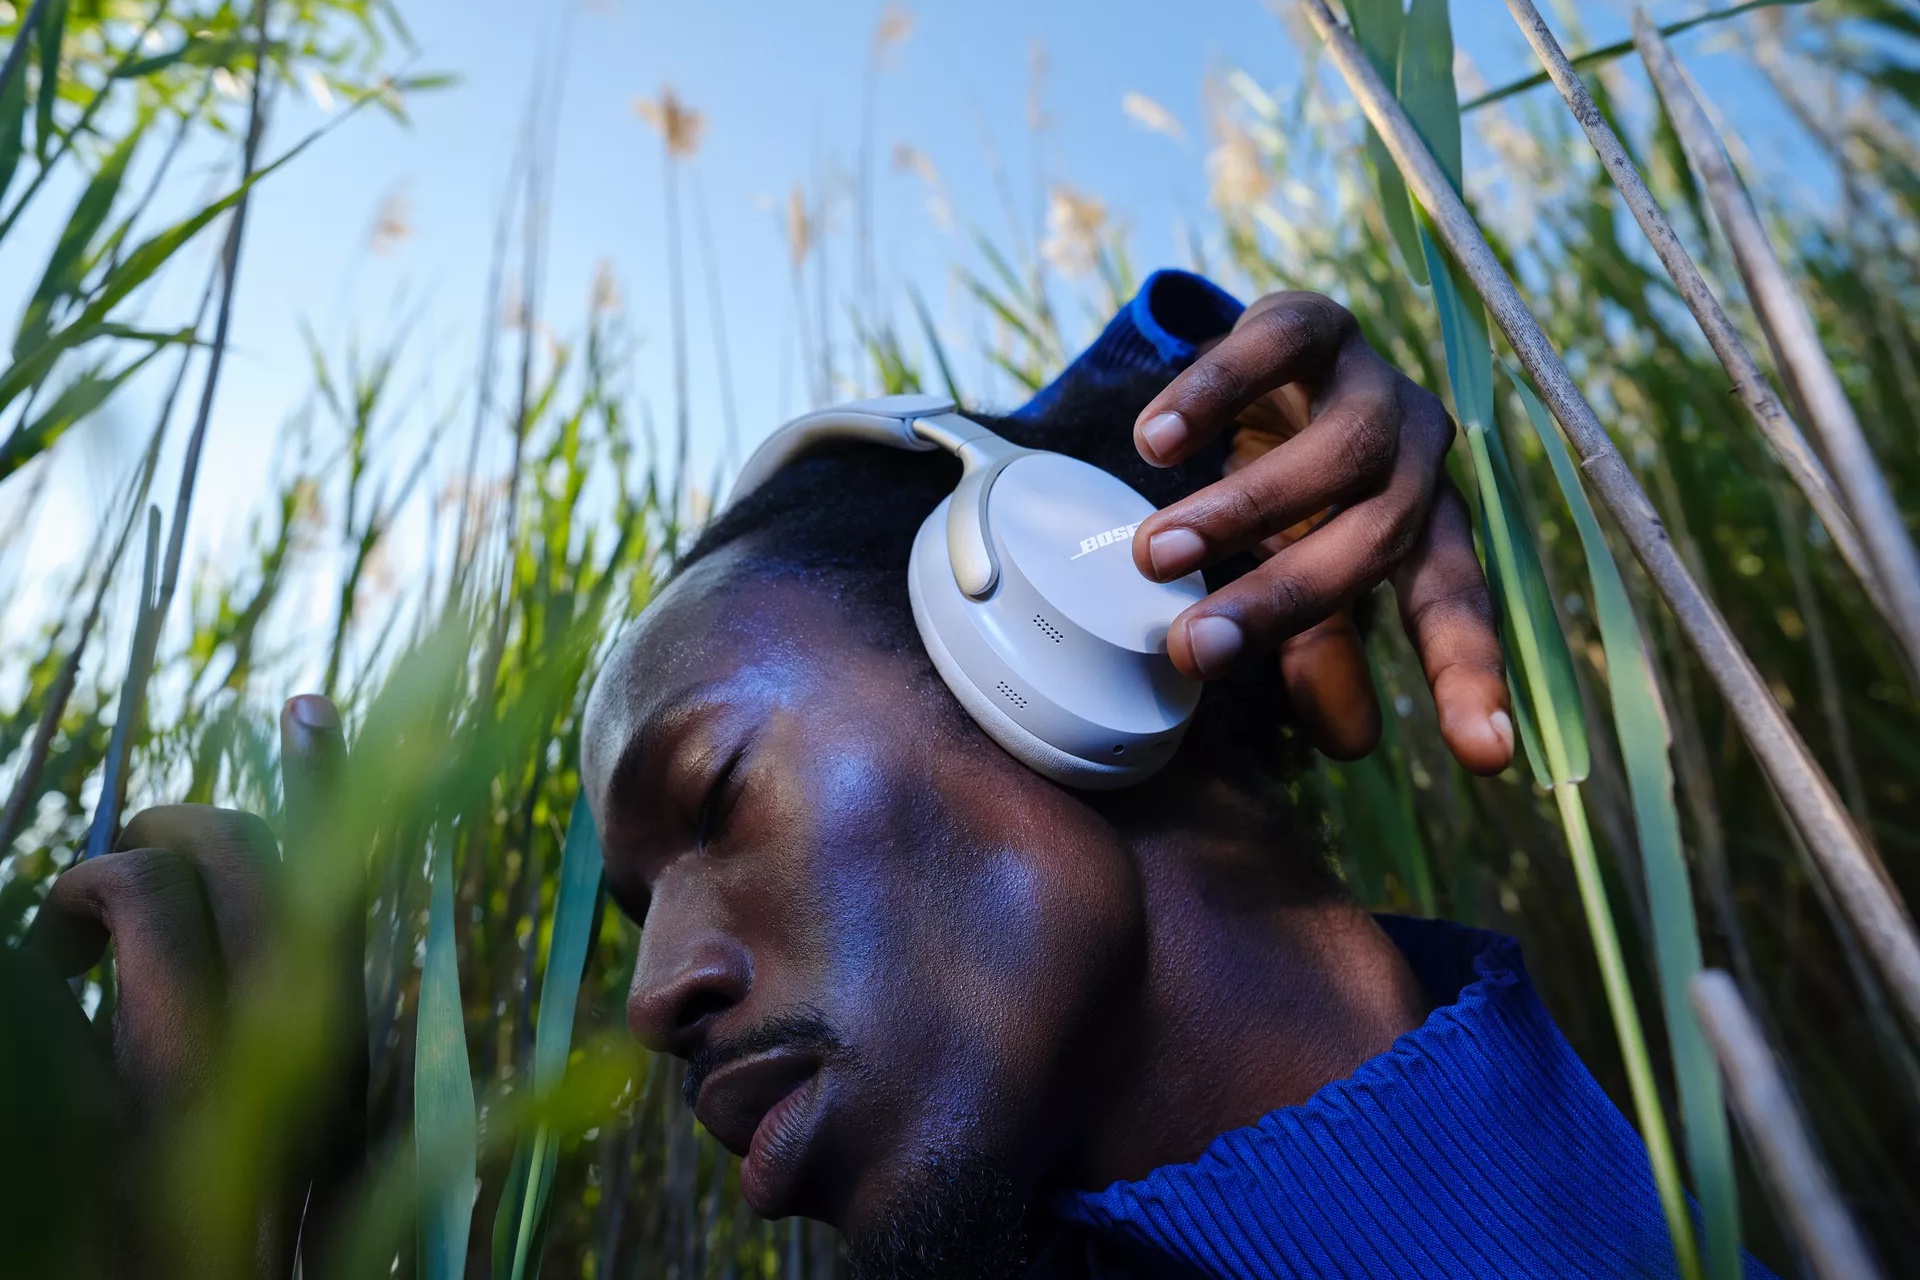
277, 693, 368, 1277
279, 694, 345, 856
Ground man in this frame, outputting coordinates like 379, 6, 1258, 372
32, 272, 1757, 1278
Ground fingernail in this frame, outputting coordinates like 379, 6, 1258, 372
1489, 709, 1514, 756
291, 694, 339, 731
1147, 527, 1206, 580
1185, 615, 1244, 678
1138, 412, 1188, 466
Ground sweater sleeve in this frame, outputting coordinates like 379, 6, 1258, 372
1012, 270, 1243, 420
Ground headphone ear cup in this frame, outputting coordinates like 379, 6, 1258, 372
909, 570, 1128, 787
907, 452, 1204, 790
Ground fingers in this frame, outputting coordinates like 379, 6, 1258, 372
1134, 292, 1358, 467
118, 803, 278, 976
277, 693, 367, 1280
280, 694, 346, 862
1134, 358, 1440, 582
1392, 481, 1513, 776
31, 847, 222, 1109
1162, 398, 1450, 679
1279, 612, 1381, 760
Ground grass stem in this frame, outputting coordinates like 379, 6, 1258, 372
1296, 0, 1920, 1044
1635, 9, 1920, 689
1555, 782, 1700, 1280
1691, 971, 1886, 1280
1499, 0, 1885, 629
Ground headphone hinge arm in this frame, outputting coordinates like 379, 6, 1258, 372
913, 413, 1028, 600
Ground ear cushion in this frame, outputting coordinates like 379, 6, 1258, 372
908, 561, 1143, 790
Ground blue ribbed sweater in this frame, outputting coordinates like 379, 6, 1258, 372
1014, 274, 1775, 1280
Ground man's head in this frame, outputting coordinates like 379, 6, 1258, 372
581, 371, 1337, 1277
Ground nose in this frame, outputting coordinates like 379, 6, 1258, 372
627, 923, 751, 1057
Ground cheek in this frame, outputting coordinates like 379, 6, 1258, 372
807, 741, 1142, 1141
737, 696, 1143, 1185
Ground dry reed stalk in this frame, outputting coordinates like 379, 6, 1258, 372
1498, 0, 1886, 626
1633, 10, 1920, 686
1690, 971, 1884, 1280
1293, 0, 1920, 1038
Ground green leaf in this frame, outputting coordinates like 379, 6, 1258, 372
111, 34, 279, 81
1348, 0, 1428, 285
1385, 6, 1592, 784
0, 343, 170, 481
414, 833, 477, 1280
15, 117, 143, 360
492, 794, 604, 1280
1507, 369, 1741, 1280
1420, 225, 1588, 784
910, 285, 964, 406
0, 47, 26, 207
0, 130, 315, 418
1397, 0, 1462, 196
32, 0, 66, 163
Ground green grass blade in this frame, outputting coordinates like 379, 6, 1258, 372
1318, 761, 1387, 904
532, 796, 604, 1090
32, 0, 64, 163
1402, 2, 1586, 779
1508, 369, 1741, 1280
1419, 222, 1587, 784
1352, 749, 1436, 914
1398, 0, 1463, 195
15, 116, 144, 360
1551, 783, 1702, 1280
493, 793, 605, 1280
0, 344, 169, 481
0, 50, 26, 207
415, 833, 477, 1280
1373, 673, 1439, 916
909, 285, 964, 406
1347, 0, 1427, 285
1385, 12, 1694, 1273
0, 130, 314, 418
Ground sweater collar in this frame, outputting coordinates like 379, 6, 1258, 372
1045, 916, 1697, 1279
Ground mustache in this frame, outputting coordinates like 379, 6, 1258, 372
683, 1008, 844, 1109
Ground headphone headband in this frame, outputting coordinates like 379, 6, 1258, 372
728, 394, 1031, 599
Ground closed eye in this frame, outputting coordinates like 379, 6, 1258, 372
696, 748, 744, 852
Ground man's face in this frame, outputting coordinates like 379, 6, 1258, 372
581, 547, 1146, 1270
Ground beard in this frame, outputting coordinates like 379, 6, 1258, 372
844, 1145, 1031, 1280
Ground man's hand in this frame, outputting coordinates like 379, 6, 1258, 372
27, 694, 361, 1276
1130, 291, 1514, 776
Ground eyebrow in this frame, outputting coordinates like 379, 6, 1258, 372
601, 679, 723, 819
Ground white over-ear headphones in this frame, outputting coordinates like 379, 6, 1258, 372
726, 393, 1204, 789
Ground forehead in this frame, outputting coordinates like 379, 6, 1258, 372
580, 548, 914, 816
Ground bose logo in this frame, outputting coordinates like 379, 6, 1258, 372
1071, 522, 1141, 560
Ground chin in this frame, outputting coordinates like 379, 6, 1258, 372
839, 1143, 1032, 1280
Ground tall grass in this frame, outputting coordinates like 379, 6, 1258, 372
3, 1, 1920, 1277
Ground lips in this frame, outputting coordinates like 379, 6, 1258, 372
692, 1049, 824, 1214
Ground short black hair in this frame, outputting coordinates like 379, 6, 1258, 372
676, 369, 1335, 891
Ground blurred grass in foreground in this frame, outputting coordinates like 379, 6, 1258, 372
4, 1, 1920, 1277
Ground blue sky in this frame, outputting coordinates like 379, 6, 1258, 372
4, 0, 1813, 654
